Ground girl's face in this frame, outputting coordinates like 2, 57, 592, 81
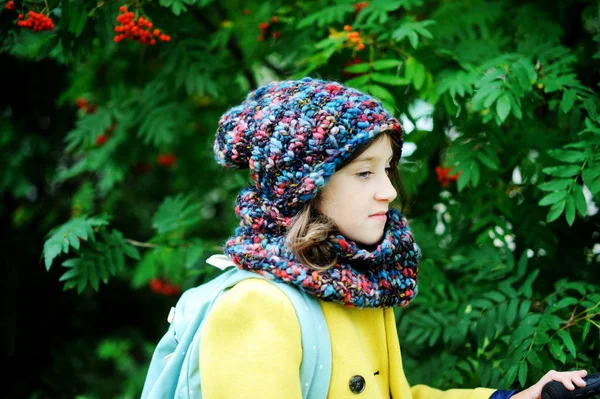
317, 134, 397, 246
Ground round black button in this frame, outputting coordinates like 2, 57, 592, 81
349, 375, 366, 394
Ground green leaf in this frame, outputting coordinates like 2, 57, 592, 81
547, 200, 566, 222
457, 166, 471, 192
159, 0, 193, 15
296, 4, 354, 28
122, 243, 141, 260
518, 361, 528, 387
521, 270, 540, 298
538, 179, 572, 191
565, 194, 575, 225
548, 339, 567, 364
152, 194, 202, 234
506, 299, 519, 326
538, 190, 568, 206
496, 94, 511, 123
59, 268, 80, 282
370, 73, 409, 86
557, 330, 577, 358
561, 90, 577, 113
549, 297, 578, 313
344, 75, 370, 87
372, 59, 402, 71
519, 300, 531, 319
43, 216, 109, 270
583, 97, 599, 121
504, 364, 518, 387
471, 298, 494, 309
527, 350, 542, 369
471, 162, 480, 187
547, 149, 587, 163
483, 90, 502, 109
476, 151, 499, 171
344, 63, 371, 74
483, 291, 505, 303
542, 165, 581, 178
582, 168, 600, 195
366, 84, 396, 106
472, 82, 502, 110
572, 184, 587, 216
413, 62, 426, 90
582, 320, 591, 342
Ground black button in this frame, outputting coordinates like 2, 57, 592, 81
349, 375, 366, 394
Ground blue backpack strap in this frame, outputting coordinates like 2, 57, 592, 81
141, 257, 332, 399
142, 267, 253, 399
269, 279, 332, 399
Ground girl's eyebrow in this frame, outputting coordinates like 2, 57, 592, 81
353, 154, 394, 163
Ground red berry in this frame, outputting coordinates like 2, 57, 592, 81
270, 16, 278, 23
149, 278, 163, 294
76, 97, 88, 110
6, 1, 15, 10
157, 153, 177, 167
119, 6, 127, 13
95, 134, 108, 146
258, 22, 269, 31
272, 31, 280, 39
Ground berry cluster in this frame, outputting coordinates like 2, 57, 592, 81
257, 16, 280, 41
5, 1, 15, 10
76, 98, 98, 114
435, 166, 461, 187
344, 25, 365, 51
150, 278, 181, 296
157, 153, 177, 167
353, 2, 369, 12
114, 6, 171, 44
17, 10, 55, 31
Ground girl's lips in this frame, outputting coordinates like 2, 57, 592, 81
369, 214, 387, 221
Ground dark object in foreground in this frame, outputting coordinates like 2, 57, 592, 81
542, 372, 600, 399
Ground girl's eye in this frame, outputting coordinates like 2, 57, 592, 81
356, 171, 372, 179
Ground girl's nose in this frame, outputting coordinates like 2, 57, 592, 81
374, 174, 397, 202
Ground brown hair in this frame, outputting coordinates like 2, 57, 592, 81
285, 131, 407, 271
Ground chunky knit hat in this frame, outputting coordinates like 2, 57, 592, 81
214, 77, 403, 219
213, 77, 420, 308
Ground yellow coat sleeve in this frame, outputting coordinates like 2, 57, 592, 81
199, 278, 303, 399
410, 384, 497, 399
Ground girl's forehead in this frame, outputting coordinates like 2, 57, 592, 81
355, 135, 394, 161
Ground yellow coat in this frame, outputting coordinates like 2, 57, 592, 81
199, 278, 498, 398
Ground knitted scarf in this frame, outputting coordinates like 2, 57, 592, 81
224, 187, 420, 308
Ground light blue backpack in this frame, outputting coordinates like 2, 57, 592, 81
141, 255, 332, 399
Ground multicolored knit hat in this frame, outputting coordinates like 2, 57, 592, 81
214, 77, 403, 217
214, 77, 420, 308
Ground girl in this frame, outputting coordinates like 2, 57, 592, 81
201, 77, 586, 398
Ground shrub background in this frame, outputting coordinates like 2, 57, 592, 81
1, 0, 599, 397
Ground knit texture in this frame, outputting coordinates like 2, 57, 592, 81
214, 77, 420, 308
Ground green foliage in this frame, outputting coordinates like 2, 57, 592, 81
43, 215, 110, 270
3, 0, 600, 397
